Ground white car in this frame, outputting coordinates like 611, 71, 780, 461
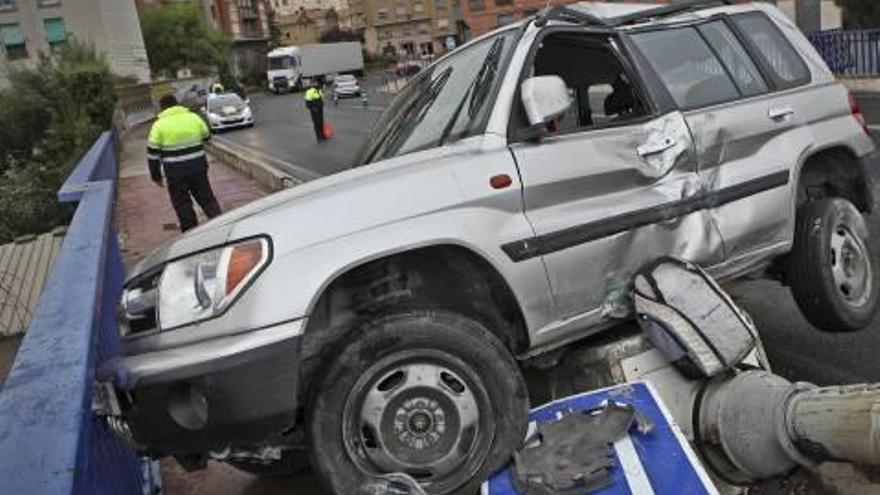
204, 93, 254, 132
332, 74, 361, 100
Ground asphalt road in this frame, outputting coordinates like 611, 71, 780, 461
215, 74, 395, 178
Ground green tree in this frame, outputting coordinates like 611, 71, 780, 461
836, 0, 880, 28
139, 2, 230, 77
0, 40, 117, 243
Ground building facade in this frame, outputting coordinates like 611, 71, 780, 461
368, 0, 463, 58
274, 7, 327, 45
268, 0, 350, 18
202, 0, 271, 79
0, 0, 151, 84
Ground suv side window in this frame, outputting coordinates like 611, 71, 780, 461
698, 21, 767, 97
631, 27, 740, 110
732, 12, 810, 89
511, 32, 651, 138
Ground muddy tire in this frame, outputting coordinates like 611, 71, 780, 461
307, 309, 529, 495
789, 198, 879, 332
227, 449, 310, 477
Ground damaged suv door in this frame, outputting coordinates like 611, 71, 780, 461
632, 16, 807, 273
505, 29, 723, 349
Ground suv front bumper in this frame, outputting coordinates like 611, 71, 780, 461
99, 319, 304, 456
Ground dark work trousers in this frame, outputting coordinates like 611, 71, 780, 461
166, 171, 222, 232
307, 100, 325, 141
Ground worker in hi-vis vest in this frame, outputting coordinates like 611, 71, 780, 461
146, 94, 222, 232
304, 83, 326, 142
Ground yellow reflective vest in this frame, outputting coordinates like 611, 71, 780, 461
146, 106, 211, 181
304, 87, 324, 102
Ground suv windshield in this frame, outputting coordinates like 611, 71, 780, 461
268, 55, 296, 70
357, 29, 518, 165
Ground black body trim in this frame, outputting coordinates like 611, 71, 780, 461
502, 170, 789, 262
121, 335, 301, 456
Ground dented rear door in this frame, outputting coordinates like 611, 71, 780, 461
631, 18, 811, 273
506, 111, 724, 346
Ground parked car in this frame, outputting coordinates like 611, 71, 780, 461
333, 74, 362, 100
103, 2, 880, 494
203, 93, 254, 132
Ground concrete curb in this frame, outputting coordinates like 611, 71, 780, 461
205, 138, 310, 192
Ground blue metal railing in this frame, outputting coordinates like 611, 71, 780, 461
0, 131, 159, 494
809, 28, 880, 77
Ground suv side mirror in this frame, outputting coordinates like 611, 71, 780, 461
521, 75, 572, 126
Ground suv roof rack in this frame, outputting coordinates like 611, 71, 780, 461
607, 0, 733, 27
534, 5, 611, 28
534, 0, 733, 29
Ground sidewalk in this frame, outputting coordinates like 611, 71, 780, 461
116, 126, 324, 494
116, 125, 268, 267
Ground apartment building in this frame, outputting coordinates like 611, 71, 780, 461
202, 0, 270, 78
368, 0, 463, 58
0, 0, 151, 85
268, 0, 350, 18
274, 6, 342, 45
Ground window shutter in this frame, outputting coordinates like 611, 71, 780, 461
1, 24, 25, 47
44, 18, 66, 43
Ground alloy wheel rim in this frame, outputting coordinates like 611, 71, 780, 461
341, 349, 493, 493
830, 224, 873, 308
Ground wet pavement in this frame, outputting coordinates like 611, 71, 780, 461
215, 73, 395, 179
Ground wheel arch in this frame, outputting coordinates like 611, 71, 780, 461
301, 242, 531, 356
795, 144, 873, 213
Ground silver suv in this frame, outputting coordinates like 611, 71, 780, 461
105, 2, 880, 493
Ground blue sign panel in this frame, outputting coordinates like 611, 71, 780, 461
483, 381, 718, 495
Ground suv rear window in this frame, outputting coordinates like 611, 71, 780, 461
631, 27, 740, 110
698, 21, 767, 97
732, 12, 809, 89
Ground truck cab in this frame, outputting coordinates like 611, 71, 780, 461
267, 46, 302, 93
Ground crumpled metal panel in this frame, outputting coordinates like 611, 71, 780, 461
637, 112, 693, 180
513, 111, 725, 346
513, 401, 652, 494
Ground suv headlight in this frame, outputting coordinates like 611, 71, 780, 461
158, 237, 271, 330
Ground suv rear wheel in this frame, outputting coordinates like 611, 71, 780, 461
789, 198, 879, 332
307, 309, 529, 494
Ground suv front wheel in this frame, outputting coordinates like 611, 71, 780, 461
307, 309, 529, 494
789, 198, 879, 332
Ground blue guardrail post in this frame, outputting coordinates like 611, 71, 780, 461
0, 130, 159, 494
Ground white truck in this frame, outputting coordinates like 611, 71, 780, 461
267, 42, 364, 93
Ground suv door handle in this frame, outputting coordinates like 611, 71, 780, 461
768, 105, 795, 121
637, 136, 676, 157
